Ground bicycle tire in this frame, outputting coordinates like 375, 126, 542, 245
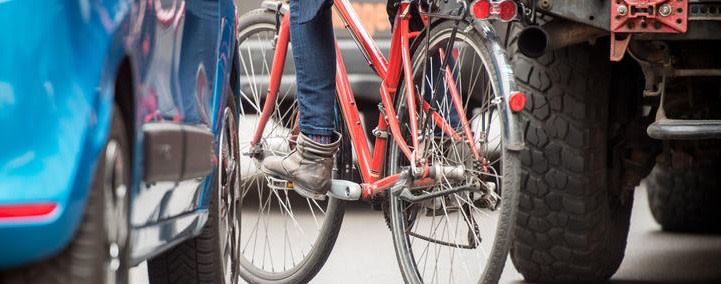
386, 20, 520, 284
234, 9, 346, 284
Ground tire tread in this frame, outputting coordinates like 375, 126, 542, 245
647, 161, 721, 233
508, 27, 631, 282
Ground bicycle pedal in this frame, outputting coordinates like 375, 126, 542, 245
266, 176, 294, 191
266, 176, 362, 200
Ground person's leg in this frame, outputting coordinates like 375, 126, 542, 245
261, 0, 340, 200
291, 0, 336, 142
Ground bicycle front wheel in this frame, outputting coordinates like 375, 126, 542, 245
386, 20, 520, 284
235, 9, 345, 283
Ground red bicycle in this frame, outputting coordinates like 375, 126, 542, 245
235, 0, 524, 283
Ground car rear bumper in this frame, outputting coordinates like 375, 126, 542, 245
0, 201, 83, 269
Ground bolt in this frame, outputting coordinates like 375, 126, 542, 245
109, 244, 119, 257
659, 4, 672, 16
617, 5, 628, 16
540, 0, 551, 10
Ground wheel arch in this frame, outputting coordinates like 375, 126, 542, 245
113, 57, 136, 156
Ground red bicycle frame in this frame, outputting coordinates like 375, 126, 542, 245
250, 0, 481, 200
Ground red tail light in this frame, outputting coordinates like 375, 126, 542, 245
471, 0, 517, 22
0, 203, 57, 219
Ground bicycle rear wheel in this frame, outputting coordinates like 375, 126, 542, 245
386, 20, 520, 284
235, 9, 345, 283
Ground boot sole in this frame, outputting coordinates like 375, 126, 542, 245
260, 166, 328, 201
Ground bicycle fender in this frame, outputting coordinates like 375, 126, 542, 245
471, 20, 525, 151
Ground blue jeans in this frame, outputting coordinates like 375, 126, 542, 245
290, 0, 336, 136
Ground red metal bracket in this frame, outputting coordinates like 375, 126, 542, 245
610, 33, 633, 62
609, 0, 688, 61
611, 0, 688, 33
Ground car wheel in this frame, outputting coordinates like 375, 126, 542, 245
148, 94, 240, 284
1, 104, 131, 284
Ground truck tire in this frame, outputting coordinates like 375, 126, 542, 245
508, 31, 633, 282
647, 160, 721, 233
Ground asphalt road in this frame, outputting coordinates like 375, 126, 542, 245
130, 183, 721, 283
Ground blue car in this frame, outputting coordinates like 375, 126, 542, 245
0, 0, 243, 282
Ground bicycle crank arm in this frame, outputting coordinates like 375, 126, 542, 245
328, 179, 362, 201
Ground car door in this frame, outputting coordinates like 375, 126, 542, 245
131, 0, 221, 228
174, 0, 220, 125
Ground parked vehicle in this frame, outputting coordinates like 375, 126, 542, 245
0, 0, 241, 282
506, 0, 721, 282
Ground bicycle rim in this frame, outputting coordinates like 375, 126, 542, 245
387, 21, 519, 284
235, 11, 345, 283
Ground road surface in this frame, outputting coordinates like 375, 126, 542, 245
130, 184, 721, 283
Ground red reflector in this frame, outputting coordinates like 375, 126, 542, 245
0, 203, 57, 219
509, 92, 527, 112
497, 1, 517, 21
472, 0, 517, 22
472, 0, 491, 19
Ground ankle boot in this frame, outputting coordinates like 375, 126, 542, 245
261, 132, 341, 200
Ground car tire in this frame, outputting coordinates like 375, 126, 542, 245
647, 158, 721, 233
0, 105, 131, 284
148, 94, 241, 284
508, 27, 633, 282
